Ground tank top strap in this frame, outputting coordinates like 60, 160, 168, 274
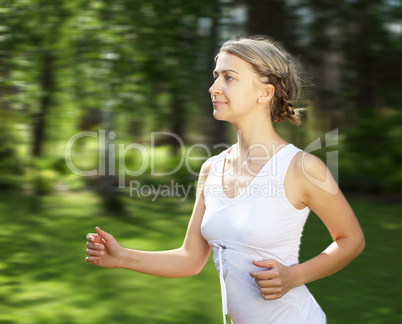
271, 144, 302, 186
204, 146, 233, 197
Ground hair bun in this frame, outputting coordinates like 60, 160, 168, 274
280, 103, 295, 117
286, 103, 295, 115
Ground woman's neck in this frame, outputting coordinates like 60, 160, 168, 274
231, 119, 288, 163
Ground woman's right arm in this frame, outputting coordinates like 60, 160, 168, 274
85, 159, 212, 278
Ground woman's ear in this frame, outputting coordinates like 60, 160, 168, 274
259, 84, 275, 104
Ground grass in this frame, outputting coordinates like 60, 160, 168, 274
0, 190, 400, 323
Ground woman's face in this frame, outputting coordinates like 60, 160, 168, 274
209, 51, 265, 123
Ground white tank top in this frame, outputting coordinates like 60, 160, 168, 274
201, 143, 326, 324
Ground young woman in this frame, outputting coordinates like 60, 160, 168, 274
85, 36, 365, 324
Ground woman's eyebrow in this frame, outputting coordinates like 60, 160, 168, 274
213, 69, 240, 76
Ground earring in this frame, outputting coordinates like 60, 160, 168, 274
258, 99, 262, 103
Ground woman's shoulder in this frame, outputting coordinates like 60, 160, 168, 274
196, 146, 232, 198
289, 147, 339, 196
198, 145, 232, 179
289, 147, 328, 177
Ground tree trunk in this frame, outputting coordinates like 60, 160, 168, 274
206, 6, 227, 147
169, 90, 185, 155
32, 51, 54, 157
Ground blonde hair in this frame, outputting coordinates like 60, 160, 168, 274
216, 36, 303, 126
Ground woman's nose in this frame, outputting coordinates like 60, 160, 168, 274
209, 79, 222, 95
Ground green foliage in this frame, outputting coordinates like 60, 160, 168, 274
30, 156, 80, 195
0, 123, 22, 176
60, 173, 86, 191
32, 169, 57, 195
50, 156, 72, 175
0, 0, 400, 199
342, 112, 401, 193
0, 174, 21, 190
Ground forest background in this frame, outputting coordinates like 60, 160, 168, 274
0, 0, 400, 323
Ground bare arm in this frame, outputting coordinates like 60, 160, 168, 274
291, 152, 365, 286
85, 159, 212, 278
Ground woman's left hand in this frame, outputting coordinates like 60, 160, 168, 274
249, 260, 297, 300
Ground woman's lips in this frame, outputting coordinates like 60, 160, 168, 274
212, 101, 227, 106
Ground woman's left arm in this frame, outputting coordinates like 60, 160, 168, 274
250, 152, 365, 300
290, 152, 365, 286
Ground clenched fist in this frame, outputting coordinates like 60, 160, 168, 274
85, 227, 123, 268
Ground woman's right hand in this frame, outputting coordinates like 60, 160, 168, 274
85, 227, 123, 268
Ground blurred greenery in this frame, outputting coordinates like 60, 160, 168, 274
0, 0, 401, 323
0, 192, 400, 323
0, 0, 400, 196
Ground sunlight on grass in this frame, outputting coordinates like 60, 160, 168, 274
0, 191, 400, 323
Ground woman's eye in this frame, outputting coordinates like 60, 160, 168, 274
225, 75, 233, 81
